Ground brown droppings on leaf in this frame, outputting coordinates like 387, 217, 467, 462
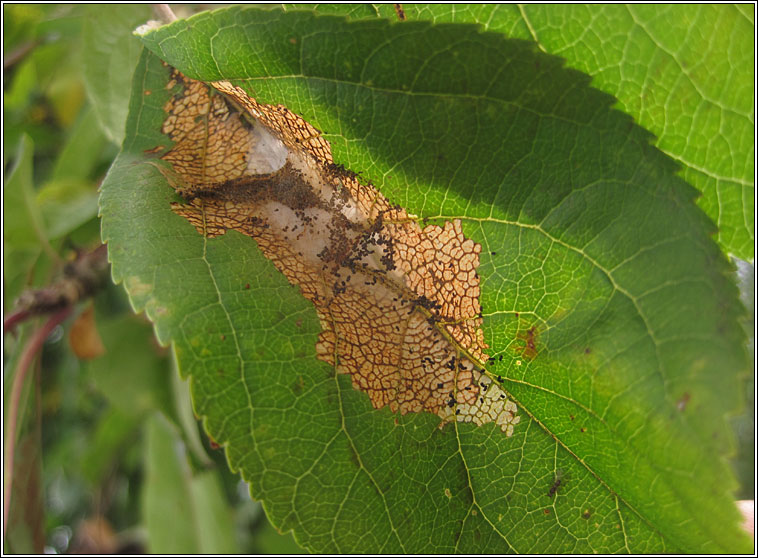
547, 477, 562, 498
156, 68, 520, 435
69, 305, 105, 360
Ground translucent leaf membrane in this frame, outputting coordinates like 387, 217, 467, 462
159, 68, 520, 434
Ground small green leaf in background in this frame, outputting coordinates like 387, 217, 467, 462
3, 134, 53, 304
143, 414, 202, 555
86, 313, 173, 419
79, 408, 140, 487
143, 414, 240, 554
82, 4, 152, 145
3, 135, 48, 251
99, 6, 751, 553
35, 106, 104, 241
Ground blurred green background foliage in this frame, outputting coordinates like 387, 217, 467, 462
3, 4, 303, 553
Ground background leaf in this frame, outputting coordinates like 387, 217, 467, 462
142, 414, 240, 554
5, 6, 302, 553
2, 134, 53, 304
100, 7, 750, 553
81, 4, 152, 145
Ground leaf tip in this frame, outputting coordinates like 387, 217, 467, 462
133, 20, 163, 37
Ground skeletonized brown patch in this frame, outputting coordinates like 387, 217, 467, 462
156, 68, 520, 435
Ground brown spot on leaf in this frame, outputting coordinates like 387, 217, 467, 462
394, 4, 406, 20
155, 68, 520, 435
676, 392, 690, 412
292, 375, 305, 395
514, 324, 539, 361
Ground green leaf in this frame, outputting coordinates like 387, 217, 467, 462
82, 4, 152, 144
101, 8, 750, 553
252, 512, 306, 554
49, 106, 106, 182
304, 4, 755, 260
170, 358, 214, 469
79, 408, 140, 486
188, 470, 241, 553
36, 179, 98, 240
87, 313, 172, 419
2, 134, 53, 303
3, 58, 37, 112
142, 413, 239, 554
142, 413, 202, 554
3, 135, 47, 251
37, 107, 106, 240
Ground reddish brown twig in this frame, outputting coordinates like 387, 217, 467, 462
4, 245, 108, 334
3, 309, 32, 333
3, 39, 41, 70
3, 307, 72, 533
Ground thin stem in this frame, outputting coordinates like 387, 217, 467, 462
153, 4, 177, 23
3, 309, 32, 333
3, 39, 41, 70
3, 307, 72, 534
